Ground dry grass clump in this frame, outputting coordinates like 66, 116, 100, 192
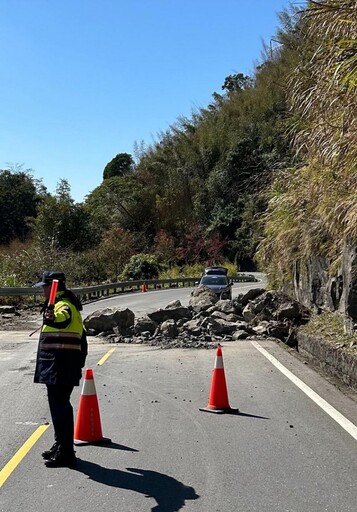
300, 311, 357, 352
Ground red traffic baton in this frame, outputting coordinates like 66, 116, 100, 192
48, 279, 59, 306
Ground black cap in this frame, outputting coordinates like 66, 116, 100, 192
33, 271, 66, 287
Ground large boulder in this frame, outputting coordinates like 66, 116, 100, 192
84, 307, 134, 335
189, 285, 218, 313
160, 319, 179, 338
214, 300, 237, 315
211, 311, 241, 323
147, 302, 192, 323
242, 290, 310, 325
134, 315, 157, 335
242, 302, 258, 323
181, 318, 203, 336
239, 288, 265, 307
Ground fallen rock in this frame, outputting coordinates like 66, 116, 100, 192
189, 286, 218, 313
82, 288, 311, 349
0, 305, 17, 314
134, 315, 157, 335
160, 319, 179, 338
84, 307, 134, 334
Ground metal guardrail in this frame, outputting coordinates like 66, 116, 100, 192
0, 274, 258, 302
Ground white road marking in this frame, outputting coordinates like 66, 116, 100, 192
15, 421, 39, 426
251, 340, 357, 441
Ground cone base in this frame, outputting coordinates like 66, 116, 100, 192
74, 436, 112, 446
199, 406, 239, 414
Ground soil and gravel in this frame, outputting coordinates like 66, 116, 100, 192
0, 306, 42, 332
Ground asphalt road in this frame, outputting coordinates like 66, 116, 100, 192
80, 273, 267, 317
1, 275, 356, 512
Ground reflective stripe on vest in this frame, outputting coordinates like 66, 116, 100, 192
41, 331, 81, 339
40, 330, 82, 351
40, 342, 81, 351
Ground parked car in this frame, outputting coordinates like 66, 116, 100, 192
193, 271, 233, 300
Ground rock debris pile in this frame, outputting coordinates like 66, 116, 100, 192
83, 286, 311, 349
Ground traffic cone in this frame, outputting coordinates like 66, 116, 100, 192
199, 345, 239, 414
141, 282, 147, 292
74, 368, 111, 445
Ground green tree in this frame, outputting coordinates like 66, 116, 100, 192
121, 253, 160, 280
103, 153, 134, 180
85, 174, 156, 250
153, 230, 177, 265
98, 227, 136, 280
0, 167, 44, 245
33, 179, 95, 251
221, 73, 253, 93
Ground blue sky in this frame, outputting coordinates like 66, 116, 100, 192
0, 0, 300, 203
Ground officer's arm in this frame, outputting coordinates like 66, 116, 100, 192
44, 305, 72, 329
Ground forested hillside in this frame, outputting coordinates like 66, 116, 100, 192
1, 1, 355, 305
258, 0, 357, 288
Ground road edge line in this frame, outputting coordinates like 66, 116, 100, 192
251, 340, 357, 441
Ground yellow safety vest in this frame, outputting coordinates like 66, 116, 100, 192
40, 294, 83, 351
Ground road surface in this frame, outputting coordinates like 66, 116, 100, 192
0, 275, 356, 511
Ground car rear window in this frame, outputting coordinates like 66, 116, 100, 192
204, 267, 228, 275
201, 276, 228, 286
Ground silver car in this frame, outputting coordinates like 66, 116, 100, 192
197, 274, 232, 300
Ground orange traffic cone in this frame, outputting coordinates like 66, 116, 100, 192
199, 345, 239, 414
74, 368, 111, 445
141, 282, 148, 292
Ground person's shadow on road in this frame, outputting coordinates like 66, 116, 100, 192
76, 460, 199, 512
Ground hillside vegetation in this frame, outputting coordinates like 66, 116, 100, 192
258, 0, 357, 288
0, 1, 356, 294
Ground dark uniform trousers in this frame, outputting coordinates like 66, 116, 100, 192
46, 384, 75, 453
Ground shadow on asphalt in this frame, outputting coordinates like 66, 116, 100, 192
75, 460, 199, 511
75, 441, 139, 452
236, 410, 270, 419
97, 441, 139, 452
199, 408, 270, 419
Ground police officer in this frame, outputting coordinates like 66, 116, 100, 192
34, 271, 87, 468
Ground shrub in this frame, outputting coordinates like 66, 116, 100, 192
120, 253, 161, 280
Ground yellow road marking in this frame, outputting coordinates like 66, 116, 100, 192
97, 347, 116, 366
0, 424, 49, 488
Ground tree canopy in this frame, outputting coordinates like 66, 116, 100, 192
32, 179, 95, 252
103, 153, 134, 180
0, 167, 44, 245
